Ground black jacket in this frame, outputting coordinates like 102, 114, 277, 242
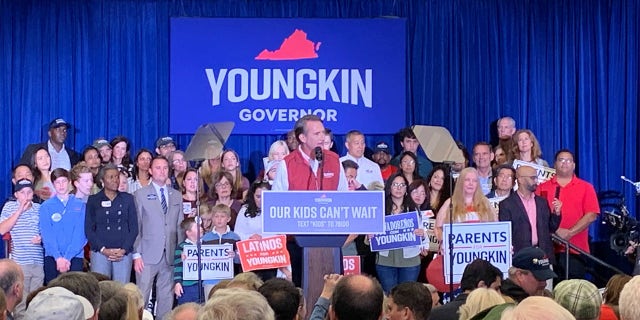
500, 278, 529, 303
429, 292, 468, 320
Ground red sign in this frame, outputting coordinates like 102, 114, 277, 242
342, 256, 361, 275
237, 235, 291, 272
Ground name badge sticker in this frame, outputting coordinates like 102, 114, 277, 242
147, 194, 158, 200
101, 201, 112, 208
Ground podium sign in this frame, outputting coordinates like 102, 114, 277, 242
262, 191, 384, 234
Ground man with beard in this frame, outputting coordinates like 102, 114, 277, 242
372, 141, 397, 182
499, 165, 560, 262
496, 117, 516, 161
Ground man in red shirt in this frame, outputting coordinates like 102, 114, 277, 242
537, 149, 600, 281
372, 141, 398, 182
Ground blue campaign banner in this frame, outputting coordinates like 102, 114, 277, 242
370, 212, 421, 252
262, 191, 384, 234
170, 18, 406, 134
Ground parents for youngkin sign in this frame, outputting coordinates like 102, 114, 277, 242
170, 18, 406, 134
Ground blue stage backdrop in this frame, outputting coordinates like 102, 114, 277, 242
170, 18, 406, 134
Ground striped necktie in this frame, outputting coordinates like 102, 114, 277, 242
160, 187, 167, 214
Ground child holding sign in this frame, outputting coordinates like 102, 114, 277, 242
202, 204, 241, 297
173, 217, 206, 304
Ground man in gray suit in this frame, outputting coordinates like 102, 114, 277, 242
133, 155, 184, 319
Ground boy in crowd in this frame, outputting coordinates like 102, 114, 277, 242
173, 218, 205, 305
201, 204, 241, 297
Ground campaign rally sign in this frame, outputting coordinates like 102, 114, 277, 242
237, 235, 291, 271
420, 210, 440, 252
170, 18, 406, 134
512, 160, 556, 183
262, 191, 384, 234
343, 256, 361, 275
370, 212, 421, 252
183, 244, 234, 280
442, 222, 512, 284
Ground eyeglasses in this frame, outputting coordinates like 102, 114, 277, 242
497, 174, 513, 180
410, 190, 426, 196
401, 160, 415, 165
391, 182, 407, 188
215, 182, 230, 188
556, 158, 573, 164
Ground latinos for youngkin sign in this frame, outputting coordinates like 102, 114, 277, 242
170, 18, 406, 134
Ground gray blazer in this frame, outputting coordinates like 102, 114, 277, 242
133, 184, 184, 265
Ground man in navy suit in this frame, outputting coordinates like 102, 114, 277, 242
498, 165, 561, 263
133, 156, 183, 319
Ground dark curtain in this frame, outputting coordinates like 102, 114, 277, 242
1, 0, 638, 243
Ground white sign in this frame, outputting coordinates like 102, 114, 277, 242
420, 210, 440, 252
183, 244, 234, 280
442, 222, 512, 284
512, 160, 556, 183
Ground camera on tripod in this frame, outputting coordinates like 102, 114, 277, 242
599, 191, 639, 255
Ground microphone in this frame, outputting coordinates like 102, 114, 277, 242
621, 176, 640, 195
555, 186, 561, 199
314, 147, 323, 163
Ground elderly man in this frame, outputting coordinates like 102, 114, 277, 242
20, 118, 80, 171
537, 149, 599, 281
501, 247, 557, 303
0, 259, 24, 320
496, 117, 516, 160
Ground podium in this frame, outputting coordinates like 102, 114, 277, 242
295, 235, 347, 317
262, 190, 385, 317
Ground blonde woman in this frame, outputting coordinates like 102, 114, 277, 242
435, 167, 497, 243
458, 287, 505, 320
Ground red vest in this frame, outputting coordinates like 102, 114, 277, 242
285, 149, 340, 190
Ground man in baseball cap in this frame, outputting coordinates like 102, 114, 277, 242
25, 286, 95, 320
19, 118, 80, 170
372, 141, 397, 181
155, 136, 177, 157
501, 247, 557, 302
92, 138, 112, 164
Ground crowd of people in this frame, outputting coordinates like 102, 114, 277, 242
0, 115, 619, 320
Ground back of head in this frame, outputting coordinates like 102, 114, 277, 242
48, 271, 101, 315
122, 283, 144, 320
389, 282, 432, 320
500, 296, 575, 320
0, 259, 20, 293
199, 288, 274, 320
98, 281, 127, 320
258, 278, 301, 320
331, 275, 383, 320
460, 259, 502, 292
166, 302, 201, 320
458, 288, 504, 320
619, 275, 640, 320
554, 279, 601, 320
25, 287, 95, 320
0, 288, 6, 318
228, 272, 263, 291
